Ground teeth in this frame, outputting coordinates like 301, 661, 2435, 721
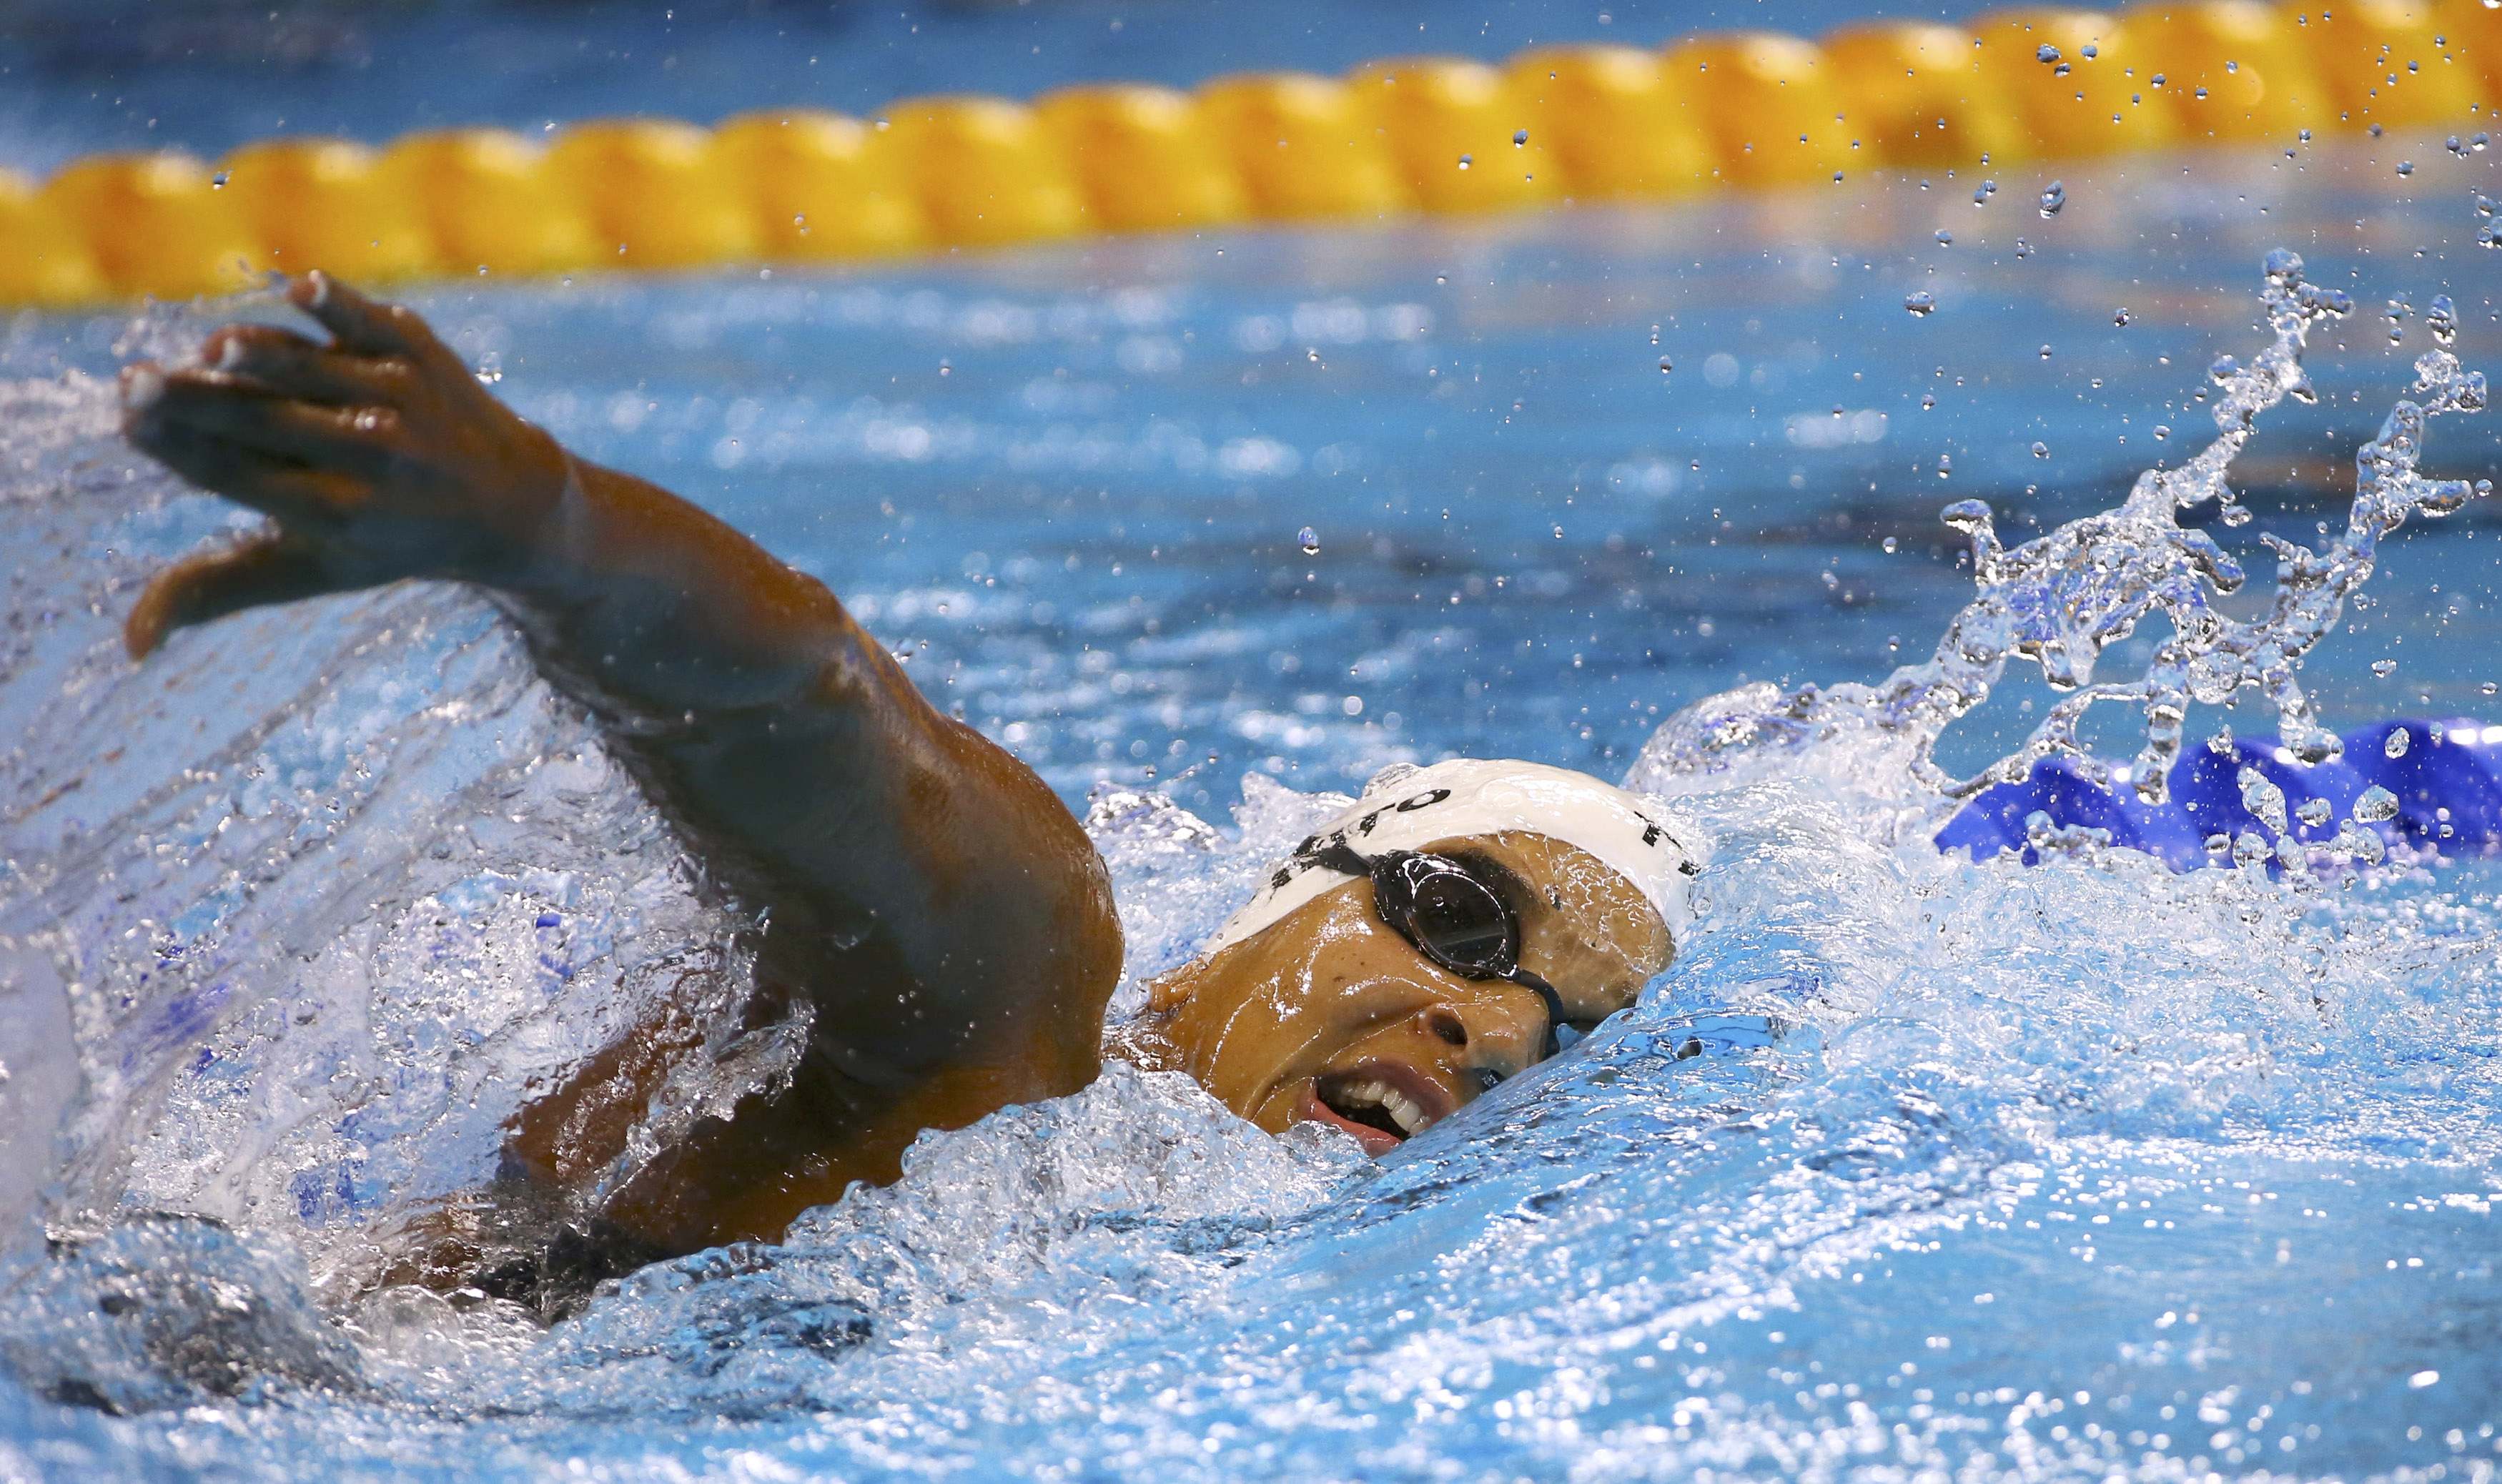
1383, 1091, 1427, 1135
1330, 1077, 1431, 1136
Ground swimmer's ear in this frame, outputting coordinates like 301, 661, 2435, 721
125, 530, 344, 659
1141, 964, 1200, 1015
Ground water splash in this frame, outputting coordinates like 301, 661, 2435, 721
1631, 252, 2491, 817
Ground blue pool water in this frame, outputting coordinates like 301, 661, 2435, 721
5, 115, 2502, 1480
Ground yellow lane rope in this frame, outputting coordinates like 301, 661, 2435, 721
2, 1, 2494, 307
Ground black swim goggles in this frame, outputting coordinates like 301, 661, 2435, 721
1305, 836, 1568, 1059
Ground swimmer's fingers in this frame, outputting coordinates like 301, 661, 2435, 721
122, 390, 370, 525
127, 363, 396, 479
125, 530, 351, 659
199, 324, 395, 407
290, 271, 446, 362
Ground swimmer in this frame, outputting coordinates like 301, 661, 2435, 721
117, 274, 1703, 1305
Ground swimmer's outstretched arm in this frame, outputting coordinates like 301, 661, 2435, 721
121, 273, 1122, 1252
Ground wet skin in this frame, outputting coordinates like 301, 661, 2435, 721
118, 275, 1672, 1276
1135, 831, 1671, 1153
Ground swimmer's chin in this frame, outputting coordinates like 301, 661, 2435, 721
1283, 1057, 1461, 1157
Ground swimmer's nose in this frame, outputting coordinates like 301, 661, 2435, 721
1421, 996, 1547, 1092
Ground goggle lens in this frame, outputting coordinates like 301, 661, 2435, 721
1391, 858, 1515, 976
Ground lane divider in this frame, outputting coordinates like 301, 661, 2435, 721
3, 0, 2496, 307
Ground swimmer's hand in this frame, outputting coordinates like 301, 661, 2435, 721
120, 271, 570, 657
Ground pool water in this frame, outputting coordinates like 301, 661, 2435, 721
4, 134, 2502, 1480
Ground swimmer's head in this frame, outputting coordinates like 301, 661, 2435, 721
1136, 761, 1703, 1154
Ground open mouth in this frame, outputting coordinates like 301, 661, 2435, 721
1300, 1062, 1457, 1156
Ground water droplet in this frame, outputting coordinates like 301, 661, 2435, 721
2038, 180, 2066, 217
2032, 440, 2049, 459
2298, 128, 2313, 142
1297, 525, 1320, 555
1882, 535, 1899, 553
473, 350, 503, 385
2476, 133, 2492, 153
2039, 343, 2053, 359
1904, 291, 1937, 316
1935, 229, 1954, 246
2037, 43, 2061, 62
2152, 425, 2170, 440
2209, 353, 2240, 382
2395, 159, 2416, 177
2055, 61, 2073, 76
1658, 357, 1673, 374
2014, 237, 2034, 258
2223, 58, 2238, 73
2372, 658, 2399, 678
2354, 785, 2400, 823
1936, 453, 1954, 479
1513, 129, 1529, 147
1457, 154, 1473, 170
2297, 796, 2333, 828
209, 170, 229, 189
2430, 293, 2458, 346
2080, 42, 2099, 59
2385, 728, 2412, 758
1920, 392, 1937, 410
2238, 766, 2290, 834
2113, 307, 2132, 327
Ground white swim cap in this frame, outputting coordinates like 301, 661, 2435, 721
1203, 758, 1706, 956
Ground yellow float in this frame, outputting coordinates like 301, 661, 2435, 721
1665, 32, 1856, 186
0, 169, 107, 308
1197, 72, 1413, 220
1503, 46, 1713, 201
1348, 57, 1555, 213
41, 152, 259, 301
1823, 21, 2027, 167
378, 129, 599, 280
1034, 85, 1246, 232
879, 96, 1088, 247
710, 110, 926, 259
217, 137, 432, 283
2125, 2, 2328, 142
1974, 9, 2181, 157
546, 119, 761, 271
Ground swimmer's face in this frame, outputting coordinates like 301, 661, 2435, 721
1141, 832, 1670, 1154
